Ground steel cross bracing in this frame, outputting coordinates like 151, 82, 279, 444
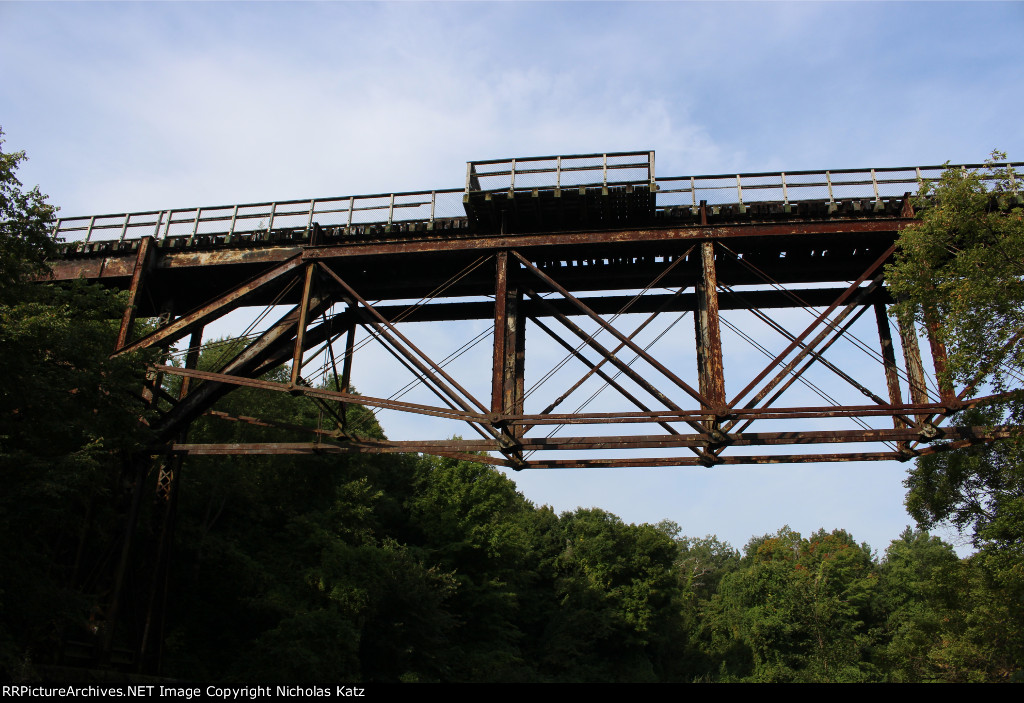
46, 152, 1024, 469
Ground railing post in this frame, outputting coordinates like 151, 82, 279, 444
306, 199, 316, 230
266, 203, 277, 233
189, 208, 201, 244
161, 211, 173, 241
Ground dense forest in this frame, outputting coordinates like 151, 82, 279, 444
2, 133, 1022, 682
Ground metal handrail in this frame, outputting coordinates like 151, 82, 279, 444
52, 160, 1022, 245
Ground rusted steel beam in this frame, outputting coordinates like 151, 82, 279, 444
339, 321, 355, 425
155, 364, 489, 423
505, 397, 1000, 424
523, 452, 904, 469
730, 242, 896, 408
505, 426, 1013, 450
874, 302, 908, 431
923, 310, 957, 406
490, 250, 527, 466
114, 236, 154, 352
491, 251, 510, 415
115, 254, 306, 356
176, 327, 204, 401
515, 250, 714, 410
695, 241, 726, 417
170, 442, 513, 468
897, 315, 931, 426
290, 263, 317, 387
296, 219, 909, 261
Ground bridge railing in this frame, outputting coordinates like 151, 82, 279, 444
466, 151, 656, 193
52, 161, 1022, 245
653, 163, 1021, 211
52, 188, 466, 245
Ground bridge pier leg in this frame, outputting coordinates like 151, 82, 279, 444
115, 236, 155, 352
492, 251, 525, 467
898, 315, 930, 427
695, 241, 726, 439
923, 309, 956, 407
873, 302, 908, 430
290, 263, 317, 387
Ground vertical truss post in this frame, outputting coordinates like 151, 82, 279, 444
492, 251, 509, 415
491, 251, 525, 463
695, 241, 726, 430
115, 236, 154, 352
898, 316, 930, 427
339, 319, 356, 426
873, 302, 907, 430
290, 264, 317, 387
924, 311, 956, 407
175, 327, 204, 402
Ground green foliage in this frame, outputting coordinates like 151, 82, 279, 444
707, 527, 880, 682
886, 152, 1024, 395
0, 128, 57, 299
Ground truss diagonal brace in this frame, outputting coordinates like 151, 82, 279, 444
513, 250, 715, 410
529, 315, 682, 437
732, 276, 886, 428
730, 242, 897, 408
152, 291, 332, 444
116, 254, 306, 357
115, 235, 155, 352
317, 262, 498, 437
525, 289, 707, 439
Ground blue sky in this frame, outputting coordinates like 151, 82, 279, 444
3, 1, 1023, 555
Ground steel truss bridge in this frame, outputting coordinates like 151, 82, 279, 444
49, 152, 1023, 471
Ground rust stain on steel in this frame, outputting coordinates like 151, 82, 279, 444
897, 315, 930, 425
874, 301, 908, 430
298, 219, 911, 261
115, 236, 154, 351
156, 364, 489, 423
695, 241, 726, 414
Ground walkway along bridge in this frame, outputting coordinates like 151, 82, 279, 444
48, 152, 1023, 471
